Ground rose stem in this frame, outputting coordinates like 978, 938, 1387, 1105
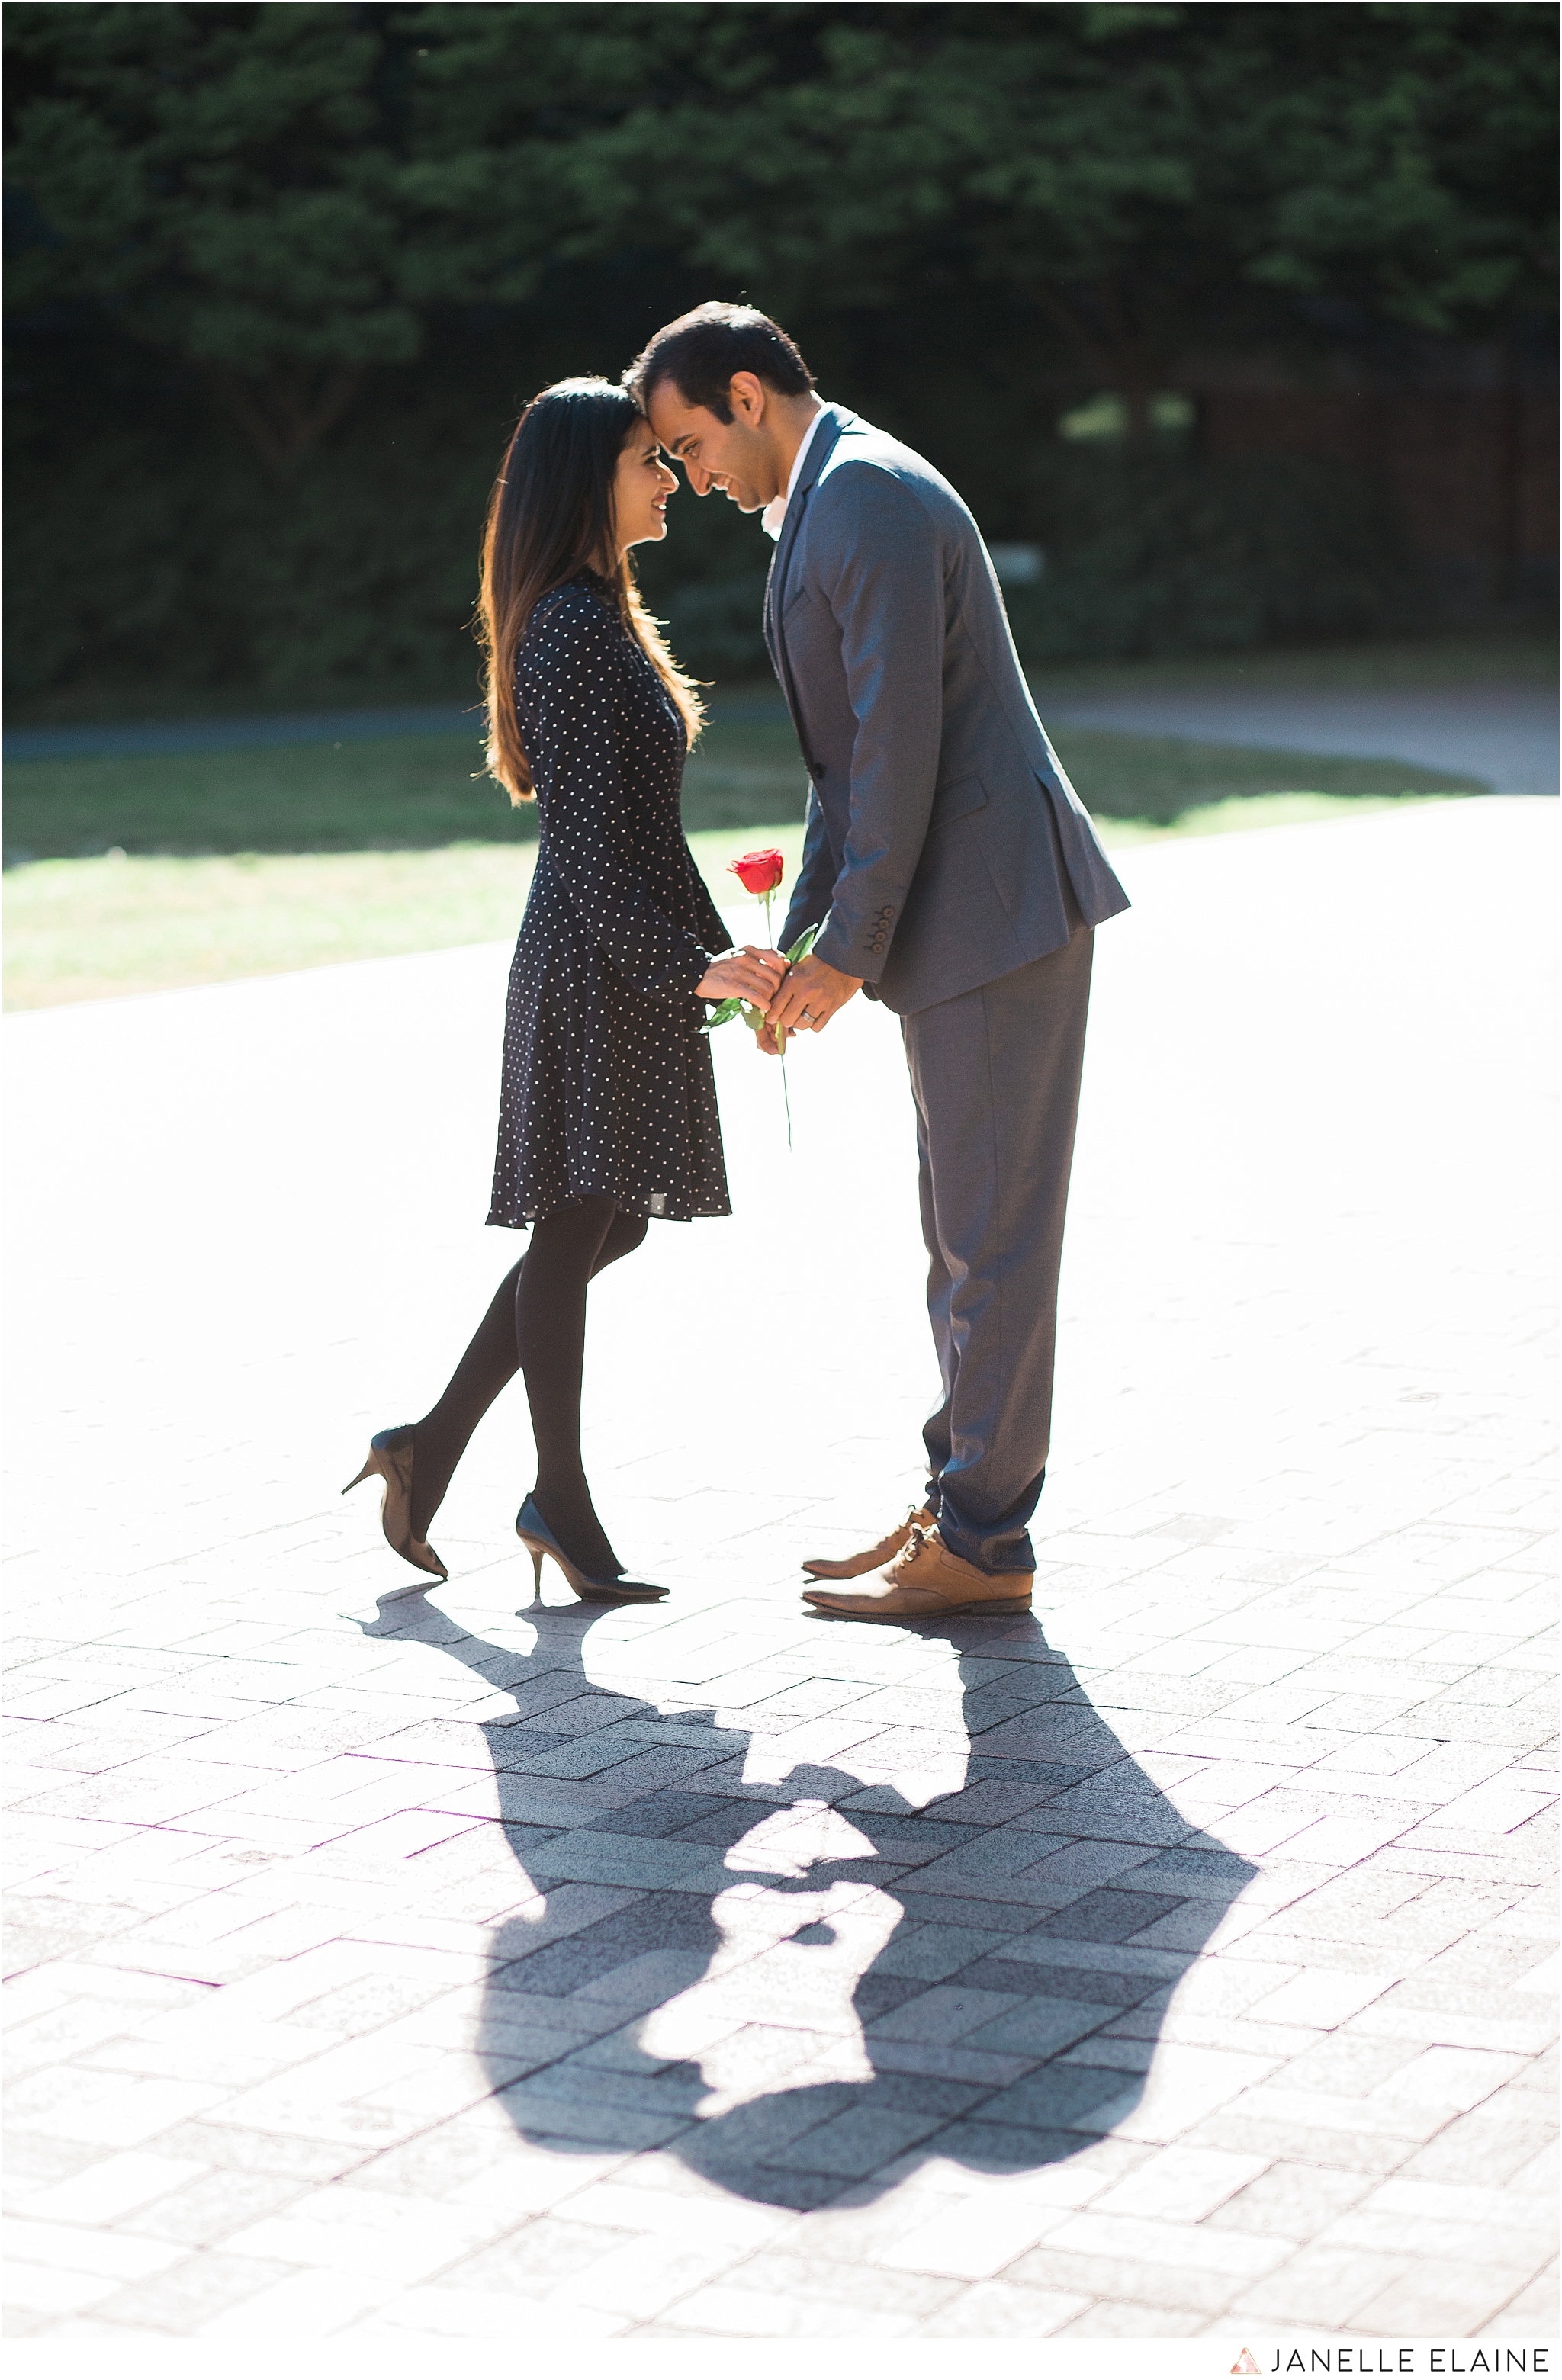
763, 885, 793, 1151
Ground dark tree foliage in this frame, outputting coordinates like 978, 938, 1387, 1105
5, 3, 1554, 703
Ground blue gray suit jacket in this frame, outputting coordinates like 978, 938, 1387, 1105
768, 404, 1130, 1016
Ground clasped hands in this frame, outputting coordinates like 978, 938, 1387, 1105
696, 946, 863, 1056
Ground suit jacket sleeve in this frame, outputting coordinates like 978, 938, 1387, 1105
802, 468, 944, 985
778, 782, 838, 954
521, 593, 715, 1000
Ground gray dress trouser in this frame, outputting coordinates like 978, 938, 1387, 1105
901, 911, 1094, 1577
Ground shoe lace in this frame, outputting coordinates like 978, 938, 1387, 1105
901, 1521, 936, 1566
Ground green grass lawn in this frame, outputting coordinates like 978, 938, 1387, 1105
4, 715, 1481, 1009
5, 711, 1480, 859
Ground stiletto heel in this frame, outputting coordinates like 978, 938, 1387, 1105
516, 1494, 667, 1604
342, 1427, 448, 1585
525, 1543, 545, 1600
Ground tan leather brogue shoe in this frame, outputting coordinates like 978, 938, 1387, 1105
802, 1521, 1032, 1621
801, 1504, 934, 1580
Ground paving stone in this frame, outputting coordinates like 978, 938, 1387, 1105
358, 2282, 633, 2335
1370, 2042, 1533, 2114
1, 2131, 111, 2199
121, 2167, 314, 2247
5, 2070, 231, 2149
435, 2212, 635, 2294
3, 2262, 127, 2318
145, 2121, 362, 2182
1004, 2240, 1239, 2316
654, 2282, 923, 2336
5, 2215, 188, 2288
193, 2266, 388, 2336
1056, 2297, 1213, 2335
1349, 2257, 1548, 2337
1088, 2143, 1270, 2224
72, 2250, 302, 2332
1202, 2158, 1375, 2237
872, 2188, 1074, 2278
217, 2180, 516, 2286
10, 2148, 210, 2226
1478, 2264, 1560, 2337
1230, 2241, 1418, 2324
1397, 2109, 1557, 2187
701, 2245, 962, 2318
914, 2276, 1091, 2333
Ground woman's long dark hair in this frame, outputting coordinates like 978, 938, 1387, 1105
477, 377, 705, 804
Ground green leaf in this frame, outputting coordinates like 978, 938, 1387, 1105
785, 924, 819, 965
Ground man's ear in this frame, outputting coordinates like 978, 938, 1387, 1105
728, 371, 767, 425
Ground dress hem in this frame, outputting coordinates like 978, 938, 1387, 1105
487, 1191, 732, 1230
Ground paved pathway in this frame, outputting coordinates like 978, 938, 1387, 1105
5, 800, 1556, 2342
1041, 686, 1557, 798
8, 678, 1554, 796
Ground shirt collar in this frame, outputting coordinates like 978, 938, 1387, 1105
760, 403, 828, 541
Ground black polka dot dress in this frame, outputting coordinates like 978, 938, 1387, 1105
487, 570, 733, 1230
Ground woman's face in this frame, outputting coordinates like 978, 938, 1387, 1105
612, 419, 679, 554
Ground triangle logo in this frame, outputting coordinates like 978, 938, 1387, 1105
1232, 2357, 1262, 2376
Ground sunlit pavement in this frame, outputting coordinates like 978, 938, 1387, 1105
5, 797, 1556, 2340
1041, 684, 1558, 798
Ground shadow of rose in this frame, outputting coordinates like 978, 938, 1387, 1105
365, 1590, 1255, 2211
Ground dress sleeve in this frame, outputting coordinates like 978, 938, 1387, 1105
680, 847, 734, 962
519, 592, 716, 999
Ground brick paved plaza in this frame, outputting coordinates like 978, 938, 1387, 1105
5, 797, 1556, 2342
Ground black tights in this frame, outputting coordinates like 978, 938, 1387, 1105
409, 1195, 648, 1576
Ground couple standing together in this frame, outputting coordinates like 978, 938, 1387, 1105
347, 304, 1129, 1621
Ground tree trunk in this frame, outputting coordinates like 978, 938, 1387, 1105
201, 362, 367, 485
1025, 283, 1165, 445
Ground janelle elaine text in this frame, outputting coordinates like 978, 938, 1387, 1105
1266, 2353, 1549, 2375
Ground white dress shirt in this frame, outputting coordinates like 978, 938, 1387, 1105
760, 402, 828, 541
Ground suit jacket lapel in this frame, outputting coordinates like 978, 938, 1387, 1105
763, 406, 850, 715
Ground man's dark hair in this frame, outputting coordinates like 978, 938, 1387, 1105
625, 302, 814, 421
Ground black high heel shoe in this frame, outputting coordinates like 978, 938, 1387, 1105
515, 1495, 667, 1603
342, 1427, 448, 1585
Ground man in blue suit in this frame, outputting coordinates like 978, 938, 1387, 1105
635, 305, 1129, 1622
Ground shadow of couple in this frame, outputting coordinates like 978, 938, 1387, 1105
363, 1582, 1255, 2212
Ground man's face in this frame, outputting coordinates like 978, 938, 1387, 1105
645, 374, 782, 511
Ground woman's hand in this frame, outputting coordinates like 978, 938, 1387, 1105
696, 945, 789, 1007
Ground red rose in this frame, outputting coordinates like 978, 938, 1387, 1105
728, 846, 786, 897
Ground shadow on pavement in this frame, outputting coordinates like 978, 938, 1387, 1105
362, 1589, 1255, 2211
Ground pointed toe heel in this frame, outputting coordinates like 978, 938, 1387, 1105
343, 1426, 448, 1585
515, 1495, 667, 1604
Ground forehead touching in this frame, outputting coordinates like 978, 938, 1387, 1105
646, 382, 723, 452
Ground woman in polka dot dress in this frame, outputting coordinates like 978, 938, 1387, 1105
345, 381, 785, 1602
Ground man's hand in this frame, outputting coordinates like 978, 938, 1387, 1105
764, 952, 862, 1041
